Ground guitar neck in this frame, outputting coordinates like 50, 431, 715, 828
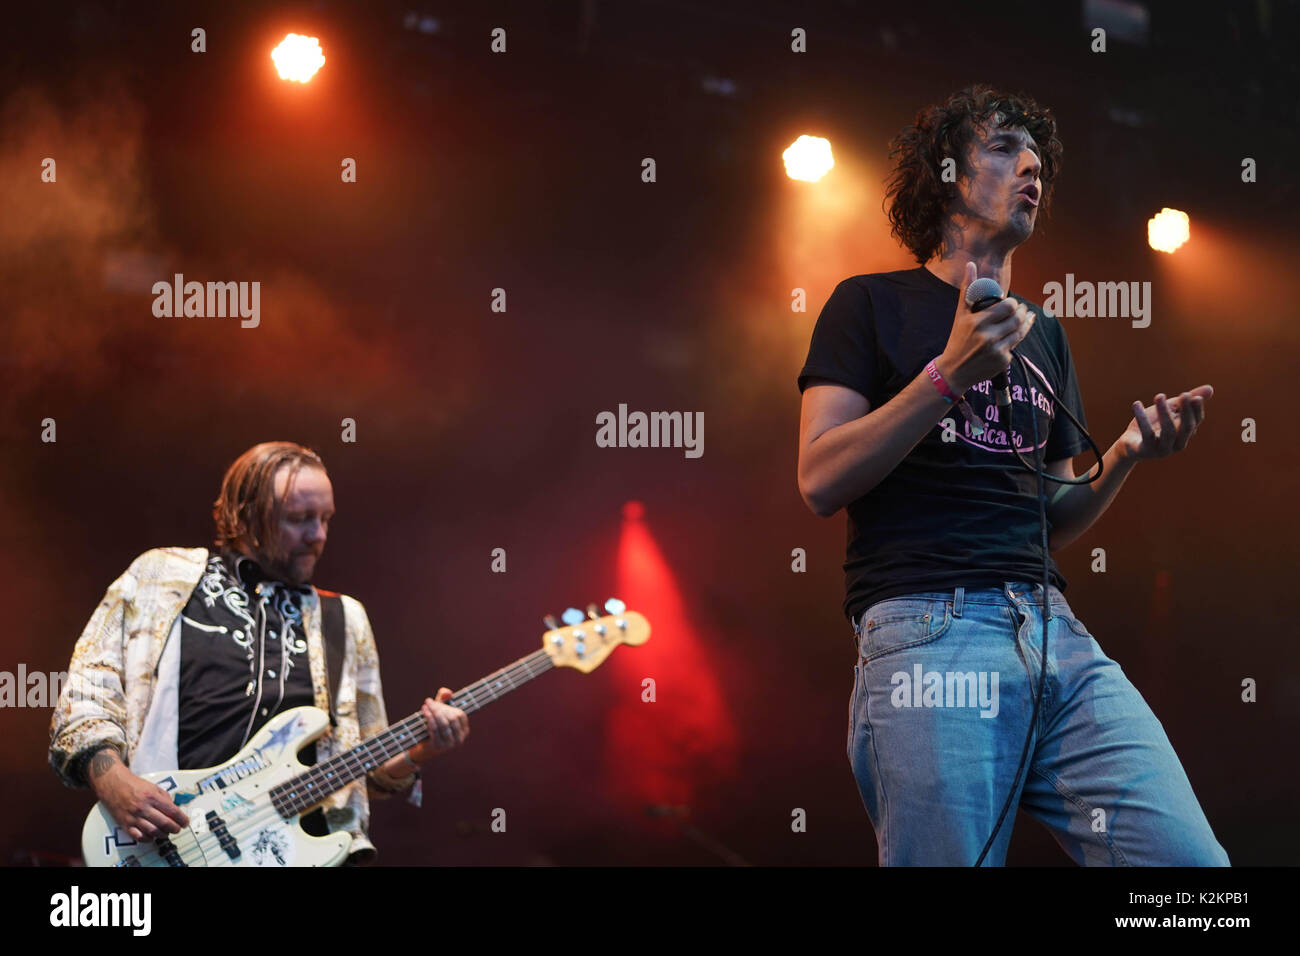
271, 649, 554, 817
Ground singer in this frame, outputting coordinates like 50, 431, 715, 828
796, 85, 1225, 865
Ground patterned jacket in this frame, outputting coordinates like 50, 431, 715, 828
48, 546, 415, 863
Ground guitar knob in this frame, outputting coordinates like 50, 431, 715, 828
604, 598, 626, 615
550, 634, 564, 646
574, 641, 586, 657
561, 608, 584, 626
586, 603, 600, 620
544, 614, 559, 631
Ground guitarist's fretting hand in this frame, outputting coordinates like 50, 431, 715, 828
391, 687, 469, 772
87, 746, 190, 841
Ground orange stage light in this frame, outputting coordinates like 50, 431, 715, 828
271, 33, 325, 83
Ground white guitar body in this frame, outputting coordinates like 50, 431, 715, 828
81, 707, 351, 868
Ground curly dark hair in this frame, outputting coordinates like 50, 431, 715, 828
883, 84, 1063, 264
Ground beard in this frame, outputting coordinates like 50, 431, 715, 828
259, 543, 316, 587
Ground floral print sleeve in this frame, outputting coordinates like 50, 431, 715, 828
347, 597, 418, 798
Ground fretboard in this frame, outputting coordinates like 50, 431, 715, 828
271, 648, 554, 817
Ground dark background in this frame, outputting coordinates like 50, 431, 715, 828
2, 0, 1296, 865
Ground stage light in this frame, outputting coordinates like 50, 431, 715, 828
783, 135, 834, 182
605, 503, 738, 808
271, 33, 325, 83
1148, 207, 1190, 253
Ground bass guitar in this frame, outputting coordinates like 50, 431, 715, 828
81, 601, 650, 866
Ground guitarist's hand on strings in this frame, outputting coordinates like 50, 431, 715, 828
86, 745, 190, 841
408, 687, 470, 763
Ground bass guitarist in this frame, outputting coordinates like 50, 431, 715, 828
49, 441, 468, 865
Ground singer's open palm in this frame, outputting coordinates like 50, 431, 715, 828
1119, 386, 1212, 461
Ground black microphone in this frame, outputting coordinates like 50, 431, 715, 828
964, 275, 1013, 410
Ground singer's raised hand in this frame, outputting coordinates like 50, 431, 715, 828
938, 260, 1033, 394
1119, 385, 1212, 461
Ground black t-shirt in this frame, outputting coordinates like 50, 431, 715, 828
798, 266, 1090, 624
176, 551, 316, 770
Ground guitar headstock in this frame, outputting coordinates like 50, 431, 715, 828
541, 599, 650, 672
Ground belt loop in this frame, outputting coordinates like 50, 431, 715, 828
952, 586, 965, 618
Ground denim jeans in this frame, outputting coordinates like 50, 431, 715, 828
847, 580, 1229, 866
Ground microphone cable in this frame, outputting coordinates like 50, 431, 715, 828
972, 346, 1104, 866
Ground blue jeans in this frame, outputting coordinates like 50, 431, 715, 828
847, 581, 1229, 866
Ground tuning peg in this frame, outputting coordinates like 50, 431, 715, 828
604, 598, 626, 615
561, 607, 584, 626
543, 614, 559, 631
586, 603, 600, 620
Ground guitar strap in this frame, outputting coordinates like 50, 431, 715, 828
318, 591, 346, 728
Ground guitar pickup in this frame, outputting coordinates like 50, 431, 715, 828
154, 834, 187, 867
205, 810, 241, 861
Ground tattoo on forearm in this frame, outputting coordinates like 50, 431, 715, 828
88, 748, 118, 780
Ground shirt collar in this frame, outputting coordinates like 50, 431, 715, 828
219, 548, 313, 597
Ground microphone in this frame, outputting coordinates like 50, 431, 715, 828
964, 276, 1013, 409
